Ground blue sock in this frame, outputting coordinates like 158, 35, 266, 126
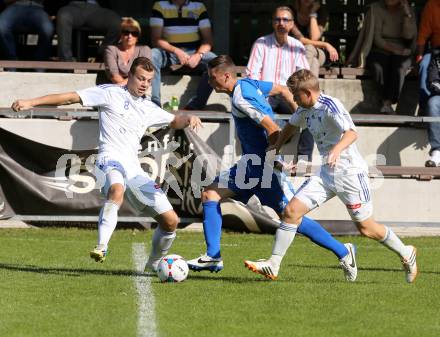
203, 201, 222, 258
297, 216, 348, 259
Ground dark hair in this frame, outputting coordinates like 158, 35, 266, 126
129, 57, 154, 74
208, 55, 236, 74
286, 69, 320, 93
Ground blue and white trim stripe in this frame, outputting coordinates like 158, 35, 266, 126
318, 95, 341, 114
279, 223, 298, 232
295, 178, 311, 195
274, 169, 295, 200
357, 173, 370, 202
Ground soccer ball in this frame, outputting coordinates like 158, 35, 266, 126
156, 254, 189, 282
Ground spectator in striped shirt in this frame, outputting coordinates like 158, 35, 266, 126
246, 6, 314, 163
149, 0, 217, 109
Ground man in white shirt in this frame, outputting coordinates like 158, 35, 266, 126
11, 57, 202, 272
247, 6, 314, 163
245, 69, 418, 283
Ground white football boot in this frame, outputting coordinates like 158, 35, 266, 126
187, 254, 223, 272
339, 243, 358, 282
401, 245, 418, 283
244, 259, 279, 280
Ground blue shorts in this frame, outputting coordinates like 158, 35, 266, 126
214, 160, 295, 214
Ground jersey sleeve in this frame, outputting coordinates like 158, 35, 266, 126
76, 86, 110, 108
329, 98, 356, 132
234, 80, 273, 124
150, 1, 164, 28
148, 104, 175, 127
257, 80, 274, 97
198, 3, 211, 29
288, 109, 305, 128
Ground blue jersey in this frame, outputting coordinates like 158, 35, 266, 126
231, 78, 274, 157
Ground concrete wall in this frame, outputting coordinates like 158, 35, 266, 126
0, 118, 430, 166
0, 71, 419, 114
0, 72, 231, 110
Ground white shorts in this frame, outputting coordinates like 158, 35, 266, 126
295, 171, 373, 222
95, 154, 173, 217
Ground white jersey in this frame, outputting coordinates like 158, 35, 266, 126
77, 84, 174, 163
289, 93, 368, 174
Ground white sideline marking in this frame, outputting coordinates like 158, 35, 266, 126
132, 243, 157, 337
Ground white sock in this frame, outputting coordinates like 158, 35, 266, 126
270, 222, 298, 266
149, 227, 176, 260
380, 226, 411, 258
97, 201, 119, 248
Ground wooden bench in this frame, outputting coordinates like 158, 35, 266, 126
339, 66, 418, 79
0, 60, 105, 74
0, 60, 342, 79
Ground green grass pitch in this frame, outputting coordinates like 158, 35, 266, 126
1, 228, 439, 337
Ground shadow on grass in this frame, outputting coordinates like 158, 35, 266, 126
286, 263, 440, 275
0, 263, 153, 278
187, 273, 268, 283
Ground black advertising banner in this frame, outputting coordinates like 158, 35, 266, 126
0, 125, 279, 233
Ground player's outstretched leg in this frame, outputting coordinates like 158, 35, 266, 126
244, 197, 302, 280
357, 218, 418, 283
187, 200, 224, 272
188, 186, 235, 273
90, 199, 120, 263
90, 175, 124, 263
296, 216, 358, 281
245, 220, 296, 280
144, 210, 178, 272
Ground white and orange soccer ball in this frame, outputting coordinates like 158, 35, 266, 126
156, 254, 189, 282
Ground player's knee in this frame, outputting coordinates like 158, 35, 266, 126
160, 211, 179, 232
282, 203, 301, 223
107, 184, 124, 205
356, 221, 374, 238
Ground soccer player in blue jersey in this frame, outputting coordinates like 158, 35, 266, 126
245, 69, 418, 283
187, 55, 357, 281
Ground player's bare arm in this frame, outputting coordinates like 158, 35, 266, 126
169, 114, 203, 131
260, 115, 281, 146
150, 26, 189, 65
267, 122, 298, 154
269, 84, 298, 111
187, 27, 213, 69
11, 92, 81, 111
327, 129, 358, 168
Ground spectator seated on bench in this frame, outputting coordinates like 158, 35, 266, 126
0, 0, 54, 61
149, 0, 217, 109
104, 17, 151, 85
56, 0, 120, 61
346, 0, 417, 115
290, 0, 339, 76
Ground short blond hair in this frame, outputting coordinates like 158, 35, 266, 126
120, 17, 141, 36
286, 69, 320, 94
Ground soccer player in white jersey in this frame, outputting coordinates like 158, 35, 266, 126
245, 69, 418, 283
11, 57, 202, 272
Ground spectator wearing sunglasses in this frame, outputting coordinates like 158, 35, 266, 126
56, 0, 120, 61
104, 18, 152, 85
